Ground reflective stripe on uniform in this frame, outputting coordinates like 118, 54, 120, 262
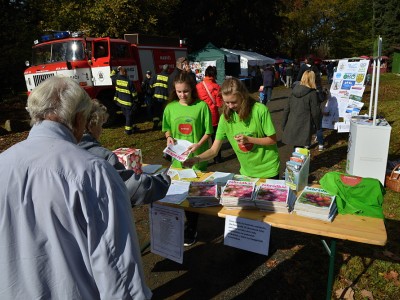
115, 98, 133, 106
154, 94, 168, 101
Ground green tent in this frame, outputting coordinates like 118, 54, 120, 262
188, 42, 240, 85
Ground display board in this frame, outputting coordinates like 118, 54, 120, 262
189, 60, 216, 83
325, 59, 369, 132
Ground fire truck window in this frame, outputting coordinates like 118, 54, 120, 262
94, 44, 108, 58
53, 43, 67, 62
66, 41, 84, 61
32, 44, 52, 65
112, 44, 130, 58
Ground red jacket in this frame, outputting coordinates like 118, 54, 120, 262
196, 77, 223, 126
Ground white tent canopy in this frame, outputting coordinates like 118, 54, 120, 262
221, 48, 275, 76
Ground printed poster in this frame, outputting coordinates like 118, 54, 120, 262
328, 59, 369, 132
189, 60, 216, 83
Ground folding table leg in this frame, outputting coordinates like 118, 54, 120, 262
322, 239, 337, 300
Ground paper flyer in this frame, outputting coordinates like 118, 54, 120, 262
150, 204, 184, 264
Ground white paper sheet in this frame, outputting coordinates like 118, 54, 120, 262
224, 216, 271, 256
158, 180, 191, 204
150, 204, 184, 264
177, 169, 198, 179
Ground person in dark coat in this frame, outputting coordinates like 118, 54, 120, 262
151, 64, 169, 130
282, 70, 321, 148
111, 67, 139, 134
262, 65, 275, 104
141, 70, 154, 121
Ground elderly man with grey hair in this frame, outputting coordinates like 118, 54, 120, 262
0, 76, 152, 299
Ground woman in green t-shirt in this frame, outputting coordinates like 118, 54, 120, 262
162, 71, 213, 171
184, 77, 280, 179
162, 71, 213, 247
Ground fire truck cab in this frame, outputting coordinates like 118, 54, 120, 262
24, 31, 187, 123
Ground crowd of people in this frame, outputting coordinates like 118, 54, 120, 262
0, 54, 331, 298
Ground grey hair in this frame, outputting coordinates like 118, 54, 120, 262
87, 99, 109, 130
27, 76, 92, 130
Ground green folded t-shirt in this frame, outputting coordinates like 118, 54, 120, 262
320, 172, 385, 219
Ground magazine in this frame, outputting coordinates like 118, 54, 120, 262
253, 181, 296, 213
293, 186, 337, 221
295, 207, 338, 222
187, 182, 220, 207
162, 139, 193, 162
220, 180, 256, 207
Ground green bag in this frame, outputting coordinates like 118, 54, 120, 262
320, 172, 385, 219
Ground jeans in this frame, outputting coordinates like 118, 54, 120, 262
286, 75, 293, 88
316, 117, 324, 145
262, 86, 273, 104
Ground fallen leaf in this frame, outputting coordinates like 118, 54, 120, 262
383, 270, 399, 281
266, 259, 278, 268
360, 289, 374, 299
335, 287, 355, 299
341, 253, 351, 261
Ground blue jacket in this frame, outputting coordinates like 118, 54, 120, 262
79, 133, 170, 206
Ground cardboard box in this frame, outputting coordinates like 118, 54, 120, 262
113, 147, 142, 174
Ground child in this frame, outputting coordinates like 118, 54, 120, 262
163, 71, 213, 171
184, 77, 280, 179
162, 71, 213, 246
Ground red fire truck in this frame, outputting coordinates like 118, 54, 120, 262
24, 31, 187, 121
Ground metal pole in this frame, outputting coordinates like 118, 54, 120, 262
373, 57, 381, 126
368, 59, 377, 118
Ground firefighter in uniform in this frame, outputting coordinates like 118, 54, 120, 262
141, 70, 154, 122
111, 67, 139, 135
150, 64, 169, 130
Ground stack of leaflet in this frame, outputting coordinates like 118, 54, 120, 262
285, 147, 310, 192
220, 180, 256, 208
293, 186, 337, 222
186, 182, 220, 207
253, 180, 296, 213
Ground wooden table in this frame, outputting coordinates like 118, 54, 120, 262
158, 171, 387, 300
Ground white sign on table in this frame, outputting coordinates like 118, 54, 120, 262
224, 215, 271, 256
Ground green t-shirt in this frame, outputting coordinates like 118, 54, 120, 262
162, 99, 213, 171
320, 172, 385, 219
216, 102, 280, 178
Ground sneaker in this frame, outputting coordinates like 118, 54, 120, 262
184, 231, 198, 247
318, 145, 324, 151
